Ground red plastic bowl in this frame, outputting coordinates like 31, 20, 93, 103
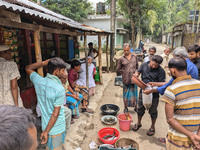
98, 127, 120, 145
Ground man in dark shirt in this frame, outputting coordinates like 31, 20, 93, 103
117, 43, 138, 111
132, 55, 165, 136
188, 44, 200, 80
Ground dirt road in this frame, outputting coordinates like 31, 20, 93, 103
80, 42, 168, 150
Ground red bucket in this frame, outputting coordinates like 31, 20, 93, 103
117, 113, 133, 131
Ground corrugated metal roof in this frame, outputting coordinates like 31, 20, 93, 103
0, 0, 112, 33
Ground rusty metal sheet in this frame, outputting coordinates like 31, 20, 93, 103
0, 0, 113, 33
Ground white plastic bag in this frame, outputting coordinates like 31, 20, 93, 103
142, 86, 153, 110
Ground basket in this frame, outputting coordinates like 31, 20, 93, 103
115, 138, 139, 150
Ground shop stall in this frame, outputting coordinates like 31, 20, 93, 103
0, 0, 113, 109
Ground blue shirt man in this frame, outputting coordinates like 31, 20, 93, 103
157, 59, 198, 95
25, 58, 71, 150
30, 72, 66, 135
143, 47, 198, 96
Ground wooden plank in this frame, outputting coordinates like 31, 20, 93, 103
33, 26, 43, 76
66, 35, 69, 59
0, 17, 78, 36
41, 26, 78, 36
0, 17, 39, 31
106, 35, 109, 73
84, 32, 89, 91
43, 32, 48, 59
54, 33, 60, 57
77, 32, 111, 36
23, 29, 32, 64
98, 35, 103, 84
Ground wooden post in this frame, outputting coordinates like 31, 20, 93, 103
43, 32, 48, 59
33, 26, 43, 76
110, 0, 116, 72
106, 35, 109, 73
23, 29, 32, 87
0, 28, 3, 44
84, 32, 89, 90
23, 29, 32, 64
98, 35, 103, 84
54, 33, 60, 57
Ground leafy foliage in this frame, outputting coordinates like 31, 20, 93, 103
108, 0, 193, 44
41, 0, 94, 22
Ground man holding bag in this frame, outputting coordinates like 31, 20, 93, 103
132, 55, 165, 136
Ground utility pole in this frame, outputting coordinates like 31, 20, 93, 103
110, 0, 116, 72
195, 9, 200, 44
192, 0, 198, 33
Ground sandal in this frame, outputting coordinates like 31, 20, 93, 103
158, 138, 166, 144
70, 118, 75, 124
146, 128, 155, 136
72, 115, 79, 119
82, 108, 94, 113
132, 124, 142, 131
124, 108, 129, 113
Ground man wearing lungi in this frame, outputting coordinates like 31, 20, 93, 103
26, 58, 71, 150
117, 43, 138, 112
132, 55, 165, 136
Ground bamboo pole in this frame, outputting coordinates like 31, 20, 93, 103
98, 35, 103, 84
33, 26, 43, 76
84, 32, 89, 90
106, 35, 109, 73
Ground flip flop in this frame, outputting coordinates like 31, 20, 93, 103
124, 108, 129, 113
70, 118, 75, 124
132, 124, 142, 131
72, 115, 79, 119
82, 108, 94, 113
146, 128, 155, 136
158, 138, 166, 144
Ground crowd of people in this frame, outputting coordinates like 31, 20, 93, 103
118, 43, 200, 150
2, 40, 200, 150
0, 43, 97, 150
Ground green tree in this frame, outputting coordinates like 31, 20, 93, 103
42, 0, 94, 22
113, 0, 193, 43
116, 0, 159, 47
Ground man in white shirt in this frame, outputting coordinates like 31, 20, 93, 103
144, 46, 156, 63
0, 44, 23, 107
88, 42, 99, 66
160, 47, 173, 81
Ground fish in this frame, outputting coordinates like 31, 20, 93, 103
107, 136, 116, 140
103, 130, 115, 140
104, 117, 115, 123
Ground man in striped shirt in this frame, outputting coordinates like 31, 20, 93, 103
162, 57, 200, 150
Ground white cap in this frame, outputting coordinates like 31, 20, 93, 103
0, 44, 10, 52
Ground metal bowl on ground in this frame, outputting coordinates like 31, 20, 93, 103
101, 115, 117, 125
115, 138, 139, 150
100, 104, 120, 116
